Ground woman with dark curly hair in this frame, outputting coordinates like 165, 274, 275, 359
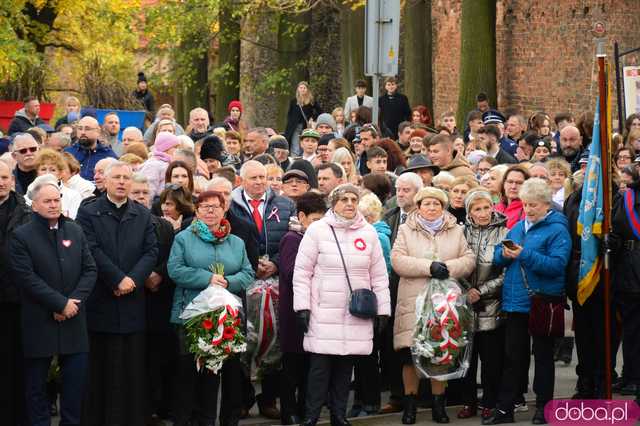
376, 138, 407, 174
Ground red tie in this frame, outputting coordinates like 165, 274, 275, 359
249, 199, 263, 234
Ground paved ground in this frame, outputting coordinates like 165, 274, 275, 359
53, 349, 632, 425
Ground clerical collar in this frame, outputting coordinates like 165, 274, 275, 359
107, 194, 128, 208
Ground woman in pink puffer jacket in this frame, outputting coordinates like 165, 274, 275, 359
294, 184, 391, 426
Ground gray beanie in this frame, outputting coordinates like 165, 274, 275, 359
316, 113, 336, 131
464, 188, 493, 212
329, 184, 360, 207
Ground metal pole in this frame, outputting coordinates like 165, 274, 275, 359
614, 42, 625, 134
597, 44, 613, 400
372, 74, 380, 128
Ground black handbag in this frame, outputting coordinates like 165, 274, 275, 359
329, 225, 378, 319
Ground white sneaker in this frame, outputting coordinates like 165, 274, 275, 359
513, 401, 528, 412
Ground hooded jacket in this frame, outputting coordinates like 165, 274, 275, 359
463, 212, 508, 331
493, 210, 571, 313
440, 155, 475, 178
391, 210, 475, 350
293, 211, 391, 355
8, 108, 45, 135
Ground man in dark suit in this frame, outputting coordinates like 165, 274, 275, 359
0, 159, 31, 425
10, 180, 97, 426
77, 161, 158, 426
380, 171, 423, 413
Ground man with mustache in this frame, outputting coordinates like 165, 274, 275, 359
64, 116, 117, 181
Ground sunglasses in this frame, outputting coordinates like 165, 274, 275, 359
17, 146, 38, 155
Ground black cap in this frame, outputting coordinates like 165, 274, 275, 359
318, 134, 333, 146
282, 169, 309, 184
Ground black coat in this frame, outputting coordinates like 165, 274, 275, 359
284, 99, 322, 144
146, 215, 175, 333
612, 186, 640, 295
76, 197, 158, 334
133, 89, 155, 113
10, 214, 97, 357
378, 92, 411, 138
0, 192, 31, 303
495, 148, 517, 165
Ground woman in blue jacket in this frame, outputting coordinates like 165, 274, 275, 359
484, 178, 571, 426
168, 190, 254, 426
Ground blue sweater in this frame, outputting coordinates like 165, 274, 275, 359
168, 225, 255, 324
493, 210, 571, 313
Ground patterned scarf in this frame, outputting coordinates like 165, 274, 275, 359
416, 214, 445, 235
192, 218, 231, 244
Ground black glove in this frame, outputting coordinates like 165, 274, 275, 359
430, 261, 449, 279
375, 315, 389, 335
296, 310, 310, 334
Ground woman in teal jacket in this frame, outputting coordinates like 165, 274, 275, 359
168, 190, 254, 426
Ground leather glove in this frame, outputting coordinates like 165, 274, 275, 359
430, 261, 450, 280
375, 315, 389, 335
296, 310, 310, 334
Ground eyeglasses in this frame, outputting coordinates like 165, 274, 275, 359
198, 204, 223, 212
617, 155, 632, 160
76, 126, 97, 132
16, 146, 38, 155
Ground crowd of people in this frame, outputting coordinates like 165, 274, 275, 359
1, 76, 640, 426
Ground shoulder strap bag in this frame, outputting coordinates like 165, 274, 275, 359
329, 225, 378, 319
519, 265, 565, 337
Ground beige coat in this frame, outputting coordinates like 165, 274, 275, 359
391, 210, 476, 350
440, 155, 475, 178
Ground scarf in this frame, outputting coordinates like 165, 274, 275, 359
153, 150, 172, 163
192, 218, 231, 244
224, 116, 239, 131
288, 215, 305, 234
416, 214, 445, 235
330, 209, 356, 228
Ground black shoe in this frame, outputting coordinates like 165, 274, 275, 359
532, 408, 547, 424
572, 376, 595, 399
300, 418, 318, 426
482, 409, 515, 425
330, 416, 351, 426
401, 394, 417, 425
432, 394, 450, 424
281, 414, 301, 425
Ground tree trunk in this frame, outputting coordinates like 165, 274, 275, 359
213, 0, 241, 123
275, 11, 311, 131
456, 0, 496, 126
403, 0, 433, 115
339, 5, 366, 100
182, 39, 209, 119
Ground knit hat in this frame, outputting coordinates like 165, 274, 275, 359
137, 72, 147, 83
329, 184, 361, 207
316, 113, 336, 131
318, 134, 333, 147
534, 139, 552, 153
464, 188, 493, 212
300, 128, 320, 140
467, 149, 488, 165
154, 132, 180, 153
414, 186, 448, 208
269, 135, 289, 151
288, 158, 318, 188
200, 135, 225, 162
227, 100, 243, 113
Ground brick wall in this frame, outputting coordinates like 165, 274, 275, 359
431, 0, 640, 125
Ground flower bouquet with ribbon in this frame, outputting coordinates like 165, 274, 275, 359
411, 277, 474, 380
245, 275, 281, 377
179, 263, 246, 373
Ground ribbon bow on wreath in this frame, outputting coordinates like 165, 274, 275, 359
430, 289, 464, 365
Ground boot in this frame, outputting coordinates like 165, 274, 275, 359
329, 415, 351, 426
558, 337, 574, 364
300, 418, 318, 426
481, 409, 515, 425
401, 394, 417, 425
431, 394, 450, 424
572, 376, 594, 399
532, 408, 547, 424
